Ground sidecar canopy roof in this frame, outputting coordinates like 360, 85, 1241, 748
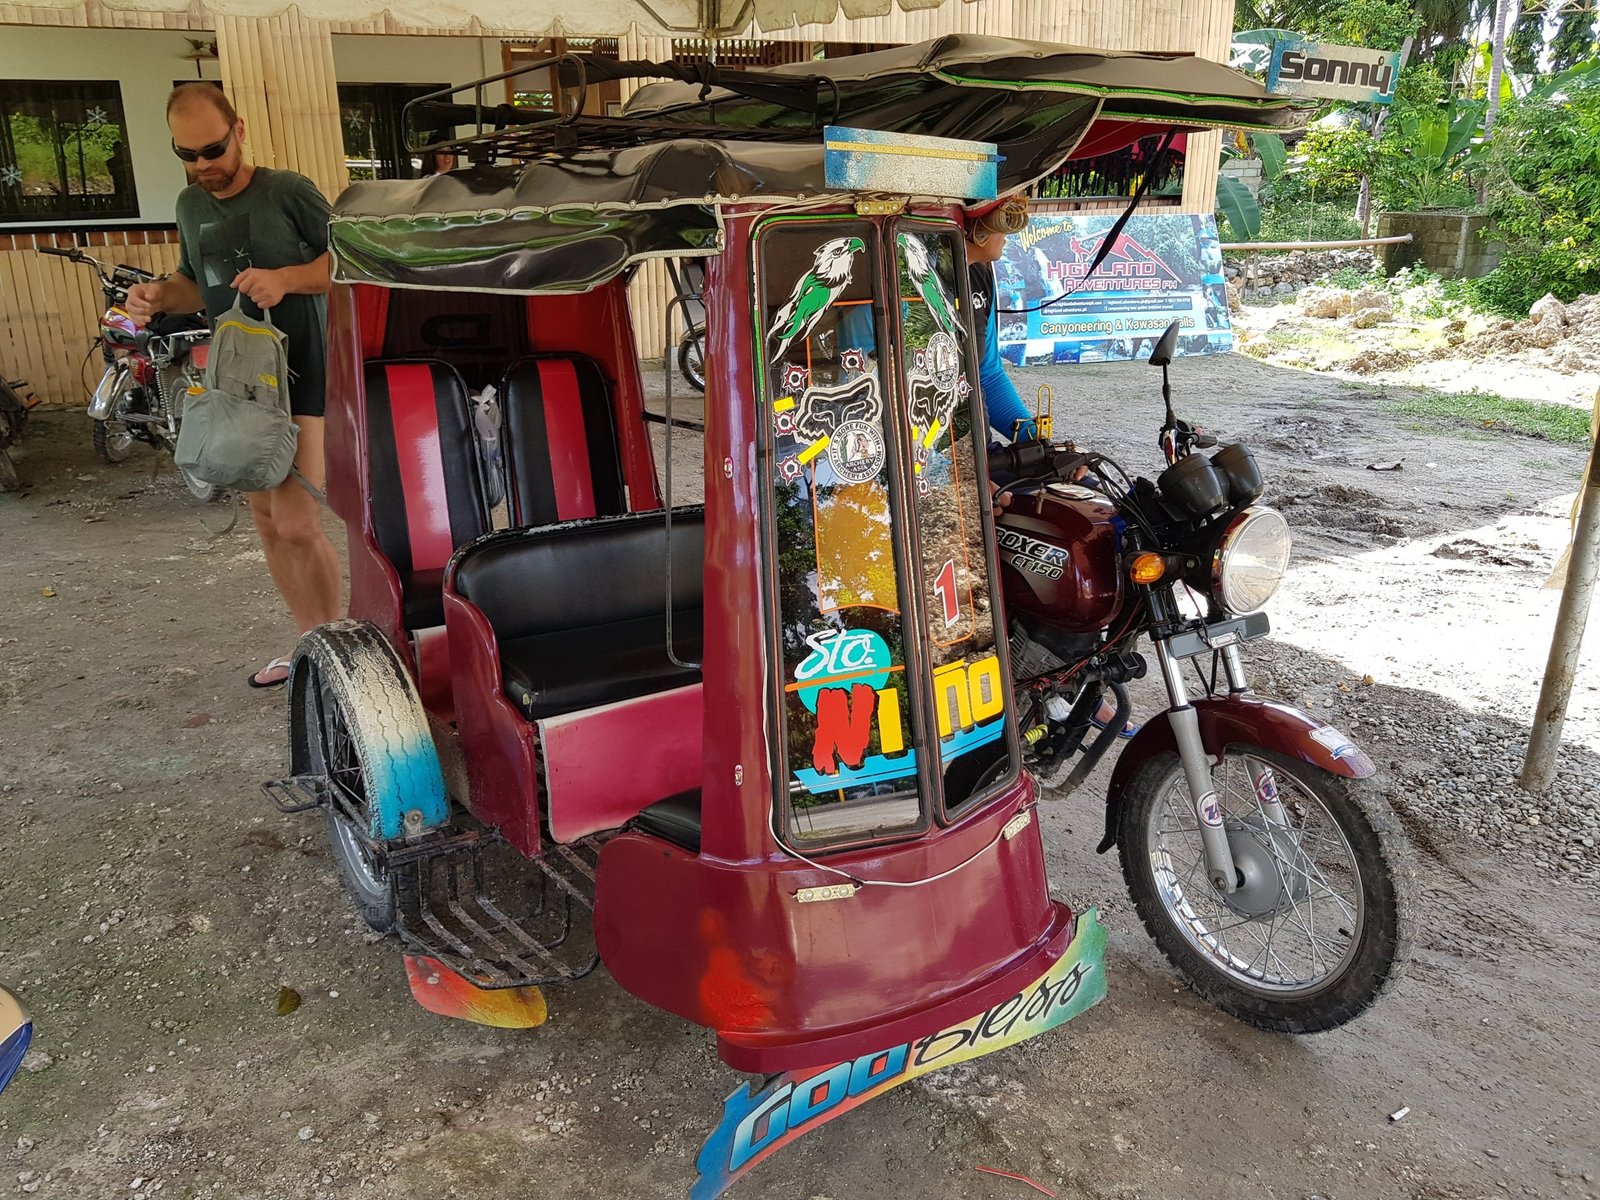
330, 35, 1304, 294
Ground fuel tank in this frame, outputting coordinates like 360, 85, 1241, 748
102, 307, 139, 349
996, 483, 1124, 634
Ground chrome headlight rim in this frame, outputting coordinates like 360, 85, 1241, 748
1211, 506, 1291, 615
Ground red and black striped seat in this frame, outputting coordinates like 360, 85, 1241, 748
363, 359, 489, 630
500, 355, 626, 528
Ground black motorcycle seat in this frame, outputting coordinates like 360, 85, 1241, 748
450, 507, 706, 720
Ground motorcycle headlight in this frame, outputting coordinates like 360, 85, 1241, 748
1211, 507, 1291, 614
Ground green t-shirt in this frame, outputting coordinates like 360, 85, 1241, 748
175, 167, 331, 417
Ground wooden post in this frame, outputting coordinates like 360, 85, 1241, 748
1521, 420, 1600, 793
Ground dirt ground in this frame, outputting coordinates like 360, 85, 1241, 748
2, 351, 1598, 1200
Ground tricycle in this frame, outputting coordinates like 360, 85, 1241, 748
264, 36, 1407, 1197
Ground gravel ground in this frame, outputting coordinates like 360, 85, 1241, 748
1, 350, 1597, 1200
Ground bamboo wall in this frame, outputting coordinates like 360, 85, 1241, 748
215, 10, 349, 204
0, 230, 183, 409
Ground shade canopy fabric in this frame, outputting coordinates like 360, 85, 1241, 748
330, 36, 1306, 294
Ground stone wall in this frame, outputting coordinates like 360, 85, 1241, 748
1376, 210, 1502, 279
1222, 248, 1377, 300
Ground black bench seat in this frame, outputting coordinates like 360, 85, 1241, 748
450, 508, 706, 721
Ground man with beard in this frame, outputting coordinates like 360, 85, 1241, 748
124, 83, 340, 689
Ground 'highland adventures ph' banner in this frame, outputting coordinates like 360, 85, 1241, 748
994, 212, 1231, 365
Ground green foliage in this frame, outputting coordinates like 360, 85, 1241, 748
1550, 5, 1598, 72
1391, 389, 1594, 443
1473, 60, 1600, 314
1216, 174, 1262, 239
1372, 67, 1485, 211
1257, 198, 1365, 242
1306, 0, 1420, 50
1508, 4, 1546, 77
1275, 125, 1375, 201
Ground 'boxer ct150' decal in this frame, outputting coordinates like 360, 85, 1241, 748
691, 910, 1108, 1200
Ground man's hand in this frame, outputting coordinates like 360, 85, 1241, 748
231, 267, 289, 309
122, 280, 166, 327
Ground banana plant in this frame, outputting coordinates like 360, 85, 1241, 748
1215, 131, 1287, 240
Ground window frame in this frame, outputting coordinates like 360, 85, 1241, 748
0, 79, 138, 223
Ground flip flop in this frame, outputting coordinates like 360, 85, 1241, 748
1089, 699, 1140, 739
247, 656, 293, 689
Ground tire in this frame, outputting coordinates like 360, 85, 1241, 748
1117, 744, 1413, 1033
289, 620, 449, 933
176, 463, 221, 504
678, 324, 706, 393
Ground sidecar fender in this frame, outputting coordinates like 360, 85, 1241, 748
1097, 695, 1375, 852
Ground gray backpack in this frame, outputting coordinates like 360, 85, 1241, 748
174, 301, 298, 493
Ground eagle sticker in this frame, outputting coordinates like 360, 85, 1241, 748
768, 236, 866, 361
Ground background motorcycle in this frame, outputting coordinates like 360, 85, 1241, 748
40, 247, 219, 502
993, 321, 1412, 1033
0, 372, 38, 492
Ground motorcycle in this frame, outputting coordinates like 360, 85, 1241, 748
40, 247, 219, 502
993, 320, 1412, 1033
0, 373, 38, 492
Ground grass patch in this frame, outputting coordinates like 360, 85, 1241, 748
1391, 390, 1593, 444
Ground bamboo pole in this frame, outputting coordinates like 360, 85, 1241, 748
1522, 420, 1600, 792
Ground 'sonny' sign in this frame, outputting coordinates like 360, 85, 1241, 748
1267, 37, 1400, 104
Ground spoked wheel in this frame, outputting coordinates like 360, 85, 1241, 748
288, 621, 450, 934
93, 370, 139, 464
176, 461, 221, 503
678, 323, 706, 393
1118, 745, 1412, 1033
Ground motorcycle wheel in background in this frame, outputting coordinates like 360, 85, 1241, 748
678, 323, 706, 394
1117, 745, 1413, 1033
92, 366, 137, 464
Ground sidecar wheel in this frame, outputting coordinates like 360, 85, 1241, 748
1118, 745, 1414, 1033
290, 621, 447, 934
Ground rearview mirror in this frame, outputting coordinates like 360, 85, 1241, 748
1149, 320, 1181, 368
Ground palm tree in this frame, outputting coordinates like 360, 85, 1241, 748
1415, 0, 1496, 57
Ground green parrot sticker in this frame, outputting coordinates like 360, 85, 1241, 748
768, 235, 866, 362
898, 232, 963, 339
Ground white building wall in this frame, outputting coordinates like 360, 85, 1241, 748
0, 26, 221, 228
0, 28, 501, 227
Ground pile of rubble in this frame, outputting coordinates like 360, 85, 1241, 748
1296, 285, 1397, 329
1461, 293, 1600, 374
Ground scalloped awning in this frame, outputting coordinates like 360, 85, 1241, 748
6, 0, 975, 37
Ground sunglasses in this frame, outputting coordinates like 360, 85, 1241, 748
171, 131, 233, 163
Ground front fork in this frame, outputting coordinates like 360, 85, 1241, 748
1153, 638, 1287, 894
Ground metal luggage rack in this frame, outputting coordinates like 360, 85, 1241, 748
401, 50, 840, 162
263, 772, 606, 990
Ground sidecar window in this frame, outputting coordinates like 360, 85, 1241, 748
756, 219, 928, 847
892, 222, 1016, 816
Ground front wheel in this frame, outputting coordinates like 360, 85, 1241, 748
176, 462, 221, 503
1118, 745, 1412, 1033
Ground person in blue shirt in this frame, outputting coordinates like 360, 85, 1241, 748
965, 197, 1037, 443
967, 196, 1137, 738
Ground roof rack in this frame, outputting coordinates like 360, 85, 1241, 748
402, 51, 838, 162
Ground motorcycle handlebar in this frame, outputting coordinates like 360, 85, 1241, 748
988, 439, 1090, 484
38, 247, 81, 260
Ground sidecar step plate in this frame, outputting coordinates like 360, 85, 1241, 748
262, 774, 327, 815
394, 836, 605, 991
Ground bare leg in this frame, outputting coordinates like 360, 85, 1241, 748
247, 417, 342, 685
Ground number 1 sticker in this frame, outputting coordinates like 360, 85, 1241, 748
934, 559, 959, 627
